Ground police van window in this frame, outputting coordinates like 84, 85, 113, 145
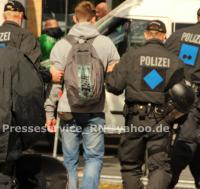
129, 20, 149, 47
97, 16, 130, 55
175, 23, 194, 31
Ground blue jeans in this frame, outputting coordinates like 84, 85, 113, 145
60, 113, 105, 189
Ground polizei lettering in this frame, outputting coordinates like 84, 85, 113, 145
181, 32, 200, 45
140, 56, 170, 68
0, 32, 11, 42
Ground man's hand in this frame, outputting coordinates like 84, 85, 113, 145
50, 65, 64, 83
106, 62, 118, 73
45, 118, 57, 133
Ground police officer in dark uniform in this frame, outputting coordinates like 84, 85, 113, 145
0, 45, 67, 189
0, 0, 63, 83
106, 20, 185, 189
165, 8, 200, 189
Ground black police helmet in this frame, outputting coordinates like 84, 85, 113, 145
168, 83, 195, 113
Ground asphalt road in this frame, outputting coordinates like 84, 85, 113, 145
33, 138, 196, 188
77, 155, 195, 189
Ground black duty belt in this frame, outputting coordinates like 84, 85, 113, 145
124, 102, 165, 119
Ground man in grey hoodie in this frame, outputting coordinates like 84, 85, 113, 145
45, 1, 120, 189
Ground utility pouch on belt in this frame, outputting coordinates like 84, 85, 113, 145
124, 101, 168, 121
137, 105, 147, 120
123, 104, 138, 117
123, 103, 152, 120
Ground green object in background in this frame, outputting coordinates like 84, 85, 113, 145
39, 34, 57, 61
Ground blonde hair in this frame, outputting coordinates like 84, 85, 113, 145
75, 1, 96, 21
3, 11, 22, 20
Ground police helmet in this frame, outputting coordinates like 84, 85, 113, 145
168, 83, 195, 113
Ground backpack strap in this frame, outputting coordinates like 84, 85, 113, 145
86, 37, 96, 43
65, 35, 78, 46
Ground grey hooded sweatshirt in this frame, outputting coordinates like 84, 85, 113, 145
45, 22, 120, 119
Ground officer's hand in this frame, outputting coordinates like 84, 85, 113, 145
50, 65, 64, 83
45, 119, 57, 133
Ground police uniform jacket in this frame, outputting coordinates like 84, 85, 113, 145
165, 22, 200, 84
0, 47, 45, 163
106, 39, 185, 105
0, 21, 51, 82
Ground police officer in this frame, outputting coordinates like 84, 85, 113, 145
106, 20, 185, 189
0, 45, 67, 189
0, 0, 63, 83
165, 8, 200, 189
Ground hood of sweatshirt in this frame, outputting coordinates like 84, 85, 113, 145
68, 22, 100, 39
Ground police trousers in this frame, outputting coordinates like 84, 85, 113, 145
168, 105, 200, 189
119, 114, 172, 189
0, 154, 68, 189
